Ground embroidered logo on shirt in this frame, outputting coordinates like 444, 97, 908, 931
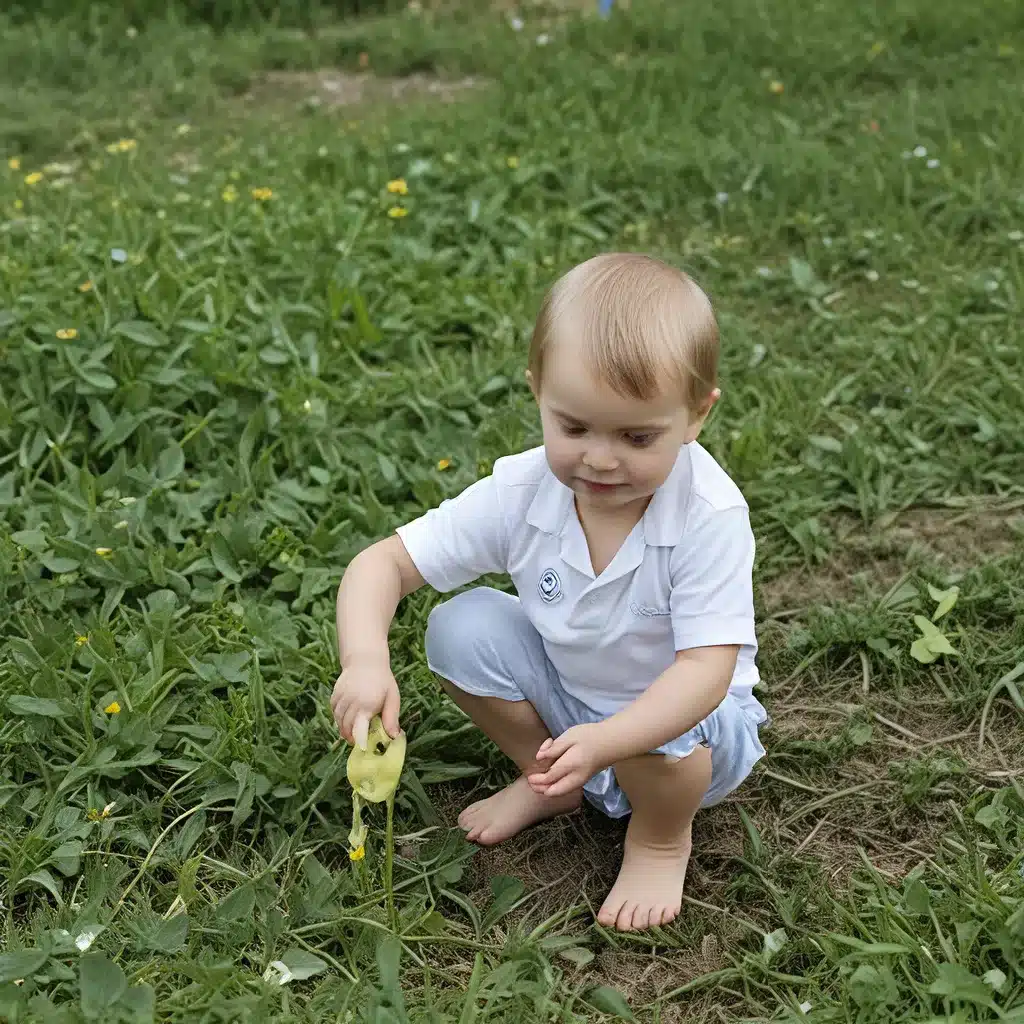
538, 568, 563, 603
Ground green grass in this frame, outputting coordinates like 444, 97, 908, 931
1, 0, 1023, 1020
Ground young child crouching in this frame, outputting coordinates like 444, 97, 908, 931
331, 252, 767, 933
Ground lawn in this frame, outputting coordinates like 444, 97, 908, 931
1, 1, 1023, 1020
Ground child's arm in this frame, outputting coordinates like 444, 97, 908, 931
528, 647, 736, 796
331, 535, 426, 747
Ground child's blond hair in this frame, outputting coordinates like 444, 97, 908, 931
528, 253, 719, 412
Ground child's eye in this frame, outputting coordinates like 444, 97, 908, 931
625, 432, 657, 447
562, 424, 586, 437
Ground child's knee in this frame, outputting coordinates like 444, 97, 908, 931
424, 588, 517, 681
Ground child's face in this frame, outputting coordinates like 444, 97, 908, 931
529, 336, 715, 516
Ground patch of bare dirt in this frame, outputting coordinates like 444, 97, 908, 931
760, 502, 1024, 614
246, 69, 482, 112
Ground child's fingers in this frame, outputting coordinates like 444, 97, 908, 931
352, 712, 370, 751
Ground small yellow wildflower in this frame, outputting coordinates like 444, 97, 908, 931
78, 280, 93, 293
437, 458, 452, 471
506, 156, 519, 169
251, 187, 273, 201
8, 156, 20, 171
13, 199, 23, 210
105, 138, 137, 154
769, 80, 784, 95
998, 42, 1014, 57
387, 178, 408, 195
349, 844, 366, 862
56, 328, 78, 340
221, 185, 238, 203
104, 701, 121, 714
75, 634, 89, 647
95, 547, 113, 557
867, 40, 886, 59
87, 802, 115, 821
176, 123, 192, 136
387, 206, 408, 219
24, 171, 43, 186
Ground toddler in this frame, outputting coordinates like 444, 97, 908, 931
331, 252, 767, 933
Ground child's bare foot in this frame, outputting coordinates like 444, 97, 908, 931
597, 822, 692, 932
458, 775, 582, 845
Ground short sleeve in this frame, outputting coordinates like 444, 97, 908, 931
395, 474, 509, 593
669, 502, 757, 652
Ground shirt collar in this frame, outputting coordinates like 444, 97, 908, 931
525, 444, 694, 547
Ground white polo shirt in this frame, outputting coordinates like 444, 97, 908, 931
396, 443, 759, 716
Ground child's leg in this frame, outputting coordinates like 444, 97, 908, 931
425, 588, 584, 846
597, 745, 711, 932
437, 679, 582, 845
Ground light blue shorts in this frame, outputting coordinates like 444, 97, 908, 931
424, 587, 768, 819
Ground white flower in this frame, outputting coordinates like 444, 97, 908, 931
536, 33, 550, 45
926, 158, 940, 169
1009, 230, 1023, 242
913, 145, 927, 158
75, 927, 102, 952
510, 15, 524, 30
263, 961, 294, 985
115, 521, 129, 530
985, 279, 998, 292
715, 191, 729, 204
303, 399, 312, 413
756, 266, 773, 278
799, 1002, 813, 1014
110, 248, 128, 264
822, 236, 832, 247
865, 269, 879, 282
901, 278, 919, 289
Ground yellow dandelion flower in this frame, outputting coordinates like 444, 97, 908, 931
13, 199, 23, 210
251, 186, 273, 201
769, 80, 784, 95
78, 280, 93, 293
8, 156, 20, 171
867, 40, 886, 59
105, 138, 137, 154
56, 328, 78, 340
506, 156, 519, 169
387, 206, 408, 219
221, 185, 238, 203
387, 178, 408, 195
104, 701, 121, 714
24, 171, 43, 185
437, 458, 452, 471
349, 844, 365, 862
75, 634, 89, 647
95, 547, 112, 557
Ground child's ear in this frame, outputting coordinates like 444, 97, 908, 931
684, 388, 721, 443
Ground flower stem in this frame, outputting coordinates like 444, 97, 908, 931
385, 796, 396, 931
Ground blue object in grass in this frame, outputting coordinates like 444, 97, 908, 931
598, 0, 614, 15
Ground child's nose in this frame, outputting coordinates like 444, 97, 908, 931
582, 442, 618, 471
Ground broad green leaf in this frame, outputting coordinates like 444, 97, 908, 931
120, 983, 156, 1023
928, 584, 959, 620
910, 637, 938, 664
904, 878, 931, 915
913, 615, 942, 638
112, 320, 166, 347
849, 963, 898, 1008
16, 869, 63, 903
269, 949, 328, 983
0, 949, 50, 983
584, 985, 635, 1020
481, 875, 526, 931
49, 840, 84, 876
927, 963, 998, 1008
558, 946, 595, 968
215, 883, 255, 923
79, 952, 127, 1019
139, 914, 189, 953
156, 443, 185, 481
210, 535, 242, 583
7, 695, 68, 718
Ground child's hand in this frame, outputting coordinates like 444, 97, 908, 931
527, 723, 614, 797
331, 653, 401, 749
